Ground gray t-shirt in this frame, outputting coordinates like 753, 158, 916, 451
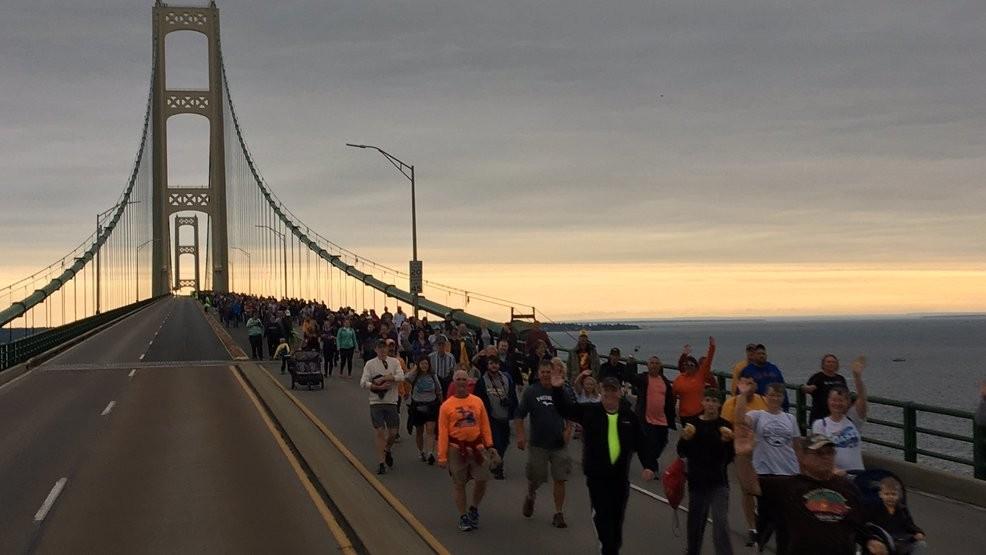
405, 369, 441, 404
516, 383, 568, 449
747, 409, 799, 476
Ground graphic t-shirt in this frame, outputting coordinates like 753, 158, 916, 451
812, 406, 865, 471
747, 409, 799, 475
517, 383, 568, 449
759, 474, 864, 555
436, 394, 493, 463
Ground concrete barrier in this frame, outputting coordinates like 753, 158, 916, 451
863, 452, 986, 509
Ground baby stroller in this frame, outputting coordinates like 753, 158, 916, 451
289, 349, 324, 390
852, 468, 920, 555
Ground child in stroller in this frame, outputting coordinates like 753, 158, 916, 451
853, 470, 927, 554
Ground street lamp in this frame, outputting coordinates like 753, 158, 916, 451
135, 238, 158, 302
256, 225, 287, 298
231, 247, 252, 294
95, 200, 140, 314
346, 143, 421, 317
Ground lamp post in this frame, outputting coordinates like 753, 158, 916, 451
231, 247, 252, 294
135, 238, 157, 302
95, 201, 140, 314
256, 225, 287, 298
346, 143, 421, 317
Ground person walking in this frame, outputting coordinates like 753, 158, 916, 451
735, 433, 888, 555
336, 318, 357, 378
677, 388, 735, 555
721, 374, 768, 545
359, 339, 405, 475
406, 357, 443, 464
740, 344, 789, 410
246, 312, 264, 360
673, 336, 717, 425
475, 358, 519, 479
551, 374, 656, 555
736, 380, 800, 551
321, 318, 338, 376
803, 354, 848, 423
628, 356, 676, 472
811, 356, 869, 472
566, 330, 601, 382
437, 369, 496, 532
515, 359, 574, 528
428, 335, 458, 392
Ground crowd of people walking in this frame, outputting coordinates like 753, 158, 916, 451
209, 292, 934, 555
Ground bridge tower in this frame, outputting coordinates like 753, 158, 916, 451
151, 0, 229, 295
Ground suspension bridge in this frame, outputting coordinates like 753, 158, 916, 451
1, 2, 985, 554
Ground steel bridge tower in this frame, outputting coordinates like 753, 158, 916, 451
150, 1, 229, 295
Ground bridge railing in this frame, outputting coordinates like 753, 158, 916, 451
0, 296, 162, 372
550, 346, 986, 480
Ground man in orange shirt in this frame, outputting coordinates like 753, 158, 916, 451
438, 369, 496, 532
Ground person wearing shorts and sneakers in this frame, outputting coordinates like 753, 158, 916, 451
515, 359, 574, 528
438, 370, 496, 531
360, 339, 405, 475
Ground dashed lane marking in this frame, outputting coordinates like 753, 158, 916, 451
33, 478, 68, 522
100, 401, 116, 416
129, 369, 137, 379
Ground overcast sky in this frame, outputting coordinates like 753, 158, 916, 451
1, 1, 984, 317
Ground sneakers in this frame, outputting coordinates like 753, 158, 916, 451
493, 466, 505, 480
467, 506, 480, 528
377, 463, 387, 475
522, 493, 535, 518
551, 512, 567, 529
385, 449, 394, 468
420, 452, 428, 462
746, 529, 757, 547
427, 453, 436, 466
458, 514, 475, 532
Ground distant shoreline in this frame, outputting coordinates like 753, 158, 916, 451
540, 323, 641, 332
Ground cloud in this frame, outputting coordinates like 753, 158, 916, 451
1, 1, 984, 313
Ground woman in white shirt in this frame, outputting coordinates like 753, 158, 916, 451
811, 356, 869, 472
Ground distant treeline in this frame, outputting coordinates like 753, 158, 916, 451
541, 323, 640, 332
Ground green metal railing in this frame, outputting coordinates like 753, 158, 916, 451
0, 296, 163, 372
551, 346, 986, 480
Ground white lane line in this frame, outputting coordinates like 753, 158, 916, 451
34, 478, 68, 522
101, 401, 116, 416
138, 353, 146, 361
128, 369, 137, 379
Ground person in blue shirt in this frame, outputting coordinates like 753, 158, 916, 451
739, 344, 789, 410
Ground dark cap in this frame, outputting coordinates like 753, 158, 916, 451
804, 433, 836, 451
609, 347, 621, 355
600, 377, 622, 391
745, 343, 758, 352
375, 338, 388, 348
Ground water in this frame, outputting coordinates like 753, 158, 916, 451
550, 316, 986, 475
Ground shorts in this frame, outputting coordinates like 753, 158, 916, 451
409, 401, 439, 427
370, 404, 400, 430
448, 446, 491, 485
526, 445, 572, 484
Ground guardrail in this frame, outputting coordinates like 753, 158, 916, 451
551, 346, 986, 480
0, 296, 163, 372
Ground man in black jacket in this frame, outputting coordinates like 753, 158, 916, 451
551, 374, 656, 555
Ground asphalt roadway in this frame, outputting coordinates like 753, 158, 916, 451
225, 323, 986, 555
0, 297, 342, 554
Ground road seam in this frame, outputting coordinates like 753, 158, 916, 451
33, 478, 68, 522
228, 365, 358, 555
100, 401, 116, 416
251, 363, 450, 555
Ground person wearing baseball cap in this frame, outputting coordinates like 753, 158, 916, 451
548, 372, 655, 555
735, 431, 889, 555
